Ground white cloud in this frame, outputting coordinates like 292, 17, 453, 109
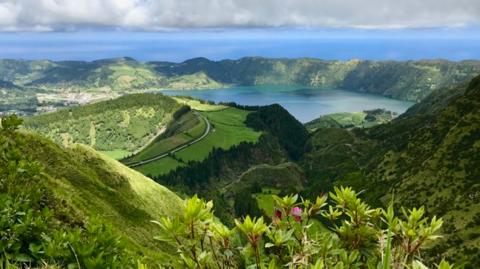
0, 0, 479, 31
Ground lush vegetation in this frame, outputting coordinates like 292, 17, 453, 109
305, 109, 397, 131
0, 58, 226, 93
301, 75, 480, 267
123, 110, 206, 164
2, 61, 480, 267
246, 104, 309, 160
0, 80, 37, 114
0, 116, 137, 268
2, 58, 480, 114
24, 93, 182, 154
155, 187, 452, 268
1, 115, 186, 267
151, 57, 480, 102
135, 107, 261, 177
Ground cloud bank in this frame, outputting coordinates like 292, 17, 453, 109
0, 0, 479, 31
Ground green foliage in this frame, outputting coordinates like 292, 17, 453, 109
152, 57, 480, 102
156, 187, 451, 269
305, 109, 397, 131
301, 74, 480, 266
246, 104, 308, 160
124, 110, 205, 164
137, 107, 261, 177
0, 115, 137, 268
152, 195, 237, 268
24, 93, 182, 152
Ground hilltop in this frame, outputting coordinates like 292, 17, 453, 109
23, 93, 182, 159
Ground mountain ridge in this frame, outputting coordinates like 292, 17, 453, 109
1, 57, 480, 103
301, 74, 480, 266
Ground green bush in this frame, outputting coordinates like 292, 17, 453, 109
0, 115, 136, 268
155, 187, 452, 269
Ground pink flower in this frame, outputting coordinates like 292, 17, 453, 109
291, 207, 303, 222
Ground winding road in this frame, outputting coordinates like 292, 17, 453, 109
126, 112, 211, 168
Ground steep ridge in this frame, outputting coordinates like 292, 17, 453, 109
301, 75, 480, 267
1, 119, 183, 267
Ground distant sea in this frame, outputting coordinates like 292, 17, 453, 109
0, 28, 479, 62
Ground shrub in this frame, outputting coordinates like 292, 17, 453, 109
155, 187, 451, 268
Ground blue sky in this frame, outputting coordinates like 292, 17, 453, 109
1, 28, 479, 62
0, 0, 479, 61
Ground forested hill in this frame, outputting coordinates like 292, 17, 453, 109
301, 74, 480, 266
2, 57, 480, 102
23, 93, 183, 158
150, 57, 480, 102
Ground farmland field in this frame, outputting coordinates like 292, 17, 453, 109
134, 107, 261, 176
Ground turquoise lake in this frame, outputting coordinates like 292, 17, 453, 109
162, 85, 414, 123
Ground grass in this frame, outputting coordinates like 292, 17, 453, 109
172, 97, 227, 111
134, 107, 261, 176
126, 112, 207, 163
136, 156, 186, 176
100, 150, 132, 160
23, 93, 180, 152
22, 133, 184, 262
255, 188, 281, 216
174, 108, 261, 162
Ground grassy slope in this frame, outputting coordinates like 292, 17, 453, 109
136, 107, 261, 177
232, 162, 306, 193
172, 97, 227, 111
305, 109, 397, 131
125, 110, 206, 163
21, 131, 183, 261
301, 76, 480, 266
23, 93, 182, 154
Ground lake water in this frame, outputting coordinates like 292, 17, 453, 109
162, 85, 414, 123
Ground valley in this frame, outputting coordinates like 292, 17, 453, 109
2, 57, 479, 117
2, 61, 480, 268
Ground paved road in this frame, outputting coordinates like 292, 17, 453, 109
126, 112, 211, 168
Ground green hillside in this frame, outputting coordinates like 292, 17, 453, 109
123, 109, 206, 164
0, 58, 225, 93
301, 75, 480, 267
23, 93, 182, 158
0, 116, 183, 267
134, 106, 261, 177
151, 104, 307, 223
151, 57, 480, 102
1, 58, 480, 106
305, 109, 397, 131
0, 80, 37, 114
